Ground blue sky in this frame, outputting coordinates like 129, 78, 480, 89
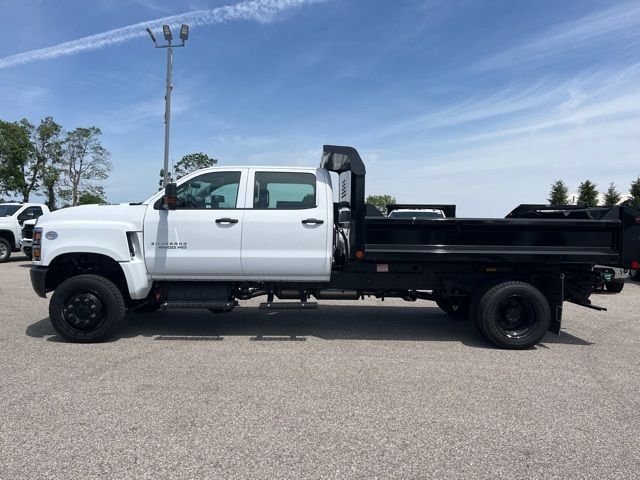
1, 0, 639, 216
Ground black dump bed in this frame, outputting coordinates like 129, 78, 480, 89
365, 204, 640, 267
321, 145, 640, 269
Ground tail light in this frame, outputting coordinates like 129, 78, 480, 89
631, 260, 640, 270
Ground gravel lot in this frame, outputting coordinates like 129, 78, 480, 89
1, 255, 639, 479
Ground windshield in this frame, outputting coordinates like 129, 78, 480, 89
0, 205, 21, 217
389, 210, 444, 219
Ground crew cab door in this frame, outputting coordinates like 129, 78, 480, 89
143, 169, 248, 279
241, 169, 331, 280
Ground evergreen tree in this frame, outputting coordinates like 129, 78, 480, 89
547, 180, 569, 205
602, 182, 621, 207
630, 177, 640, 206
576, 180, 599, 207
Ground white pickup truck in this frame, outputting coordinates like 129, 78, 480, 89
29, 146, 640, 348
0, 203, 50, 262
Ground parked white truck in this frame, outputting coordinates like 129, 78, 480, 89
20, 219, 38, 259
0, 203, 50, 262
29, 146, 640, 348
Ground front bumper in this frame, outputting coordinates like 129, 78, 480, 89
21, 239, 32, 256
30, 266, 48, 298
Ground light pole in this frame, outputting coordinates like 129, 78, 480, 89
146, 24, 189, 188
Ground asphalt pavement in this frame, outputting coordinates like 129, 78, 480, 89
1, 255, 639, 479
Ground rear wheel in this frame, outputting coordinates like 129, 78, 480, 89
49, 274, 126, 342
0, 238, 11, 263
474, 281, 550, 349
605, 280, 624, 293
435, 297, 470, 319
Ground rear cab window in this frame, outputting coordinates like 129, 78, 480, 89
253, 172, 316, 209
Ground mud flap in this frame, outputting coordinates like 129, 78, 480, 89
543, 273, 564, 334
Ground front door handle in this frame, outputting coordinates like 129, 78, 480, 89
215, 217, 238, 224
302, 218, 324, 225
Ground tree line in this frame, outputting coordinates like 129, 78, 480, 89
0, 117, 111, 209
548, 178, 640, 208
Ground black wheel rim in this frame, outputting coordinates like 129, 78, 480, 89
495, 295, 538, 339
61, 290, 107, 332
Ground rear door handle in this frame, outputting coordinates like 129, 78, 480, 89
215, 217, 238, 224
302, 218, 324, 225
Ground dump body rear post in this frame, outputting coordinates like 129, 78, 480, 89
29, 145, 640, 348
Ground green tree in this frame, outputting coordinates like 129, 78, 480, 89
77, 186, 107, 205
602, 182, 621, 207
0, 119, 37, 202
547, 180, 569, 205
174, 152, 217, 179
366, 194, 397, 214
630, 177, 640, 206
158, 168, 174, 190
30, 117, 64, 210
59, 127, 112, 206
576, 180, 599, 207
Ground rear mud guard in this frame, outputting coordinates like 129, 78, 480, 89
542, 273, 564, 334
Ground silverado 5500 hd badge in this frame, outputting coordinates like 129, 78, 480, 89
151, 241, 188, 250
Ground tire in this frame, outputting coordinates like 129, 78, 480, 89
49, 274, 126, 343
605, 280, 624, 293
0, 238, 12, 263
475, 281, 550, 349
632, 270, 640, 282
435, 297, 470, 319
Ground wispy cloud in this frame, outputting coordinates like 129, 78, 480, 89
0, 0, 324, 70
476, 2, 640, 70
375, 62, 640, 142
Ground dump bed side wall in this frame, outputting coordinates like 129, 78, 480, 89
364, 217, 622, 265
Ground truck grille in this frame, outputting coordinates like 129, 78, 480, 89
22, 224, 34, 240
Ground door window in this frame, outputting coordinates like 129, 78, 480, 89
253, 172, 316, 209
17, 206, 43, 223
174, 171, 241, 209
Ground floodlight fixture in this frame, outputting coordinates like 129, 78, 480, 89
179, 24, 189, 42
145, 27, 157, 45
162, 25, 172, 42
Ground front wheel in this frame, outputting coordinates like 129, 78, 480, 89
474, 281, 550, 349
49, 274, 126, 342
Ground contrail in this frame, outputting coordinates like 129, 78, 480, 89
0, 0, 323, 70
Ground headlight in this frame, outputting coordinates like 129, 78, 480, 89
33, 227, 43, 260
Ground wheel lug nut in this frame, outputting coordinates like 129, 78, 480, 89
91, 305, 96, 310
91, 314, 96, 319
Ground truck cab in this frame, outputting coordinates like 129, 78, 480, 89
0, 203, 50, 262
142, 166, 333, 281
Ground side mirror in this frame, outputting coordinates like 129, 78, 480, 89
164, 183, 178, 210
